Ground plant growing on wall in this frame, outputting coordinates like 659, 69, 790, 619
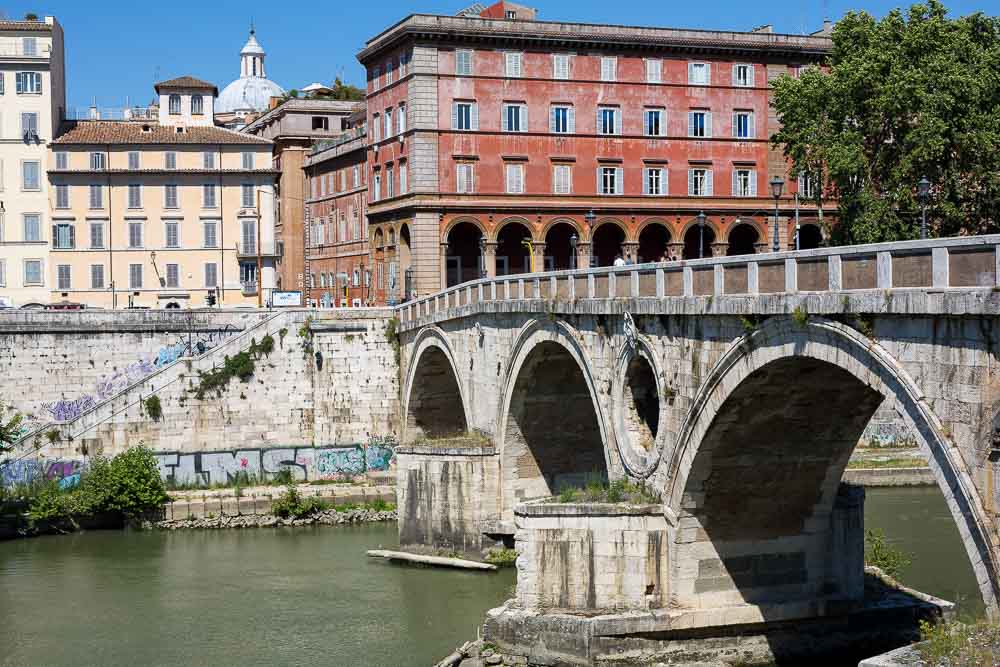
0, 401, 24, 457
278, 327, 288, 349
385, 317, 401, 367
191, 352, 255, 399
298, 317, 314, 355
143, 395, 163, 422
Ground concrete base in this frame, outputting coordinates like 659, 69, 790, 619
482, 574, 953, 666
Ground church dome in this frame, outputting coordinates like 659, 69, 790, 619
217, 28, 285, 114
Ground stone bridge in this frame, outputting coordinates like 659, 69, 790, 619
394, 234, 1000, 633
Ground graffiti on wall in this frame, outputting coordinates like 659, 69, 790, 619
0, 439, 397, 490
38, 326, 239, 424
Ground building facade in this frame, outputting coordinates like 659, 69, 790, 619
303, 127, 372, 307
0, 16, 65, 308
47, 77, 278, 308
357, 6, 832, 297
243, 98, 363, 299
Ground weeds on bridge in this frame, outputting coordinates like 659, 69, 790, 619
554, 477, 660, 505
864, 528, 911, 581
485, 547, 518, 568
920, 618, 1000, 666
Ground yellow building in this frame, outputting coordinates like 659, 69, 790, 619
47, 76, 277, 308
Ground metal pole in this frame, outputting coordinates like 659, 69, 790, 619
772, 198, 780, 253
921, 205, 928, 240
794, 192, 800, 251
699, 222, 704, 260
256, 189, 263, 308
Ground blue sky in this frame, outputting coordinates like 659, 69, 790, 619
5, 0, 990, 113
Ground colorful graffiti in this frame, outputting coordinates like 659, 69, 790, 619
0, 458, 82, 489
37, 327, 239, 424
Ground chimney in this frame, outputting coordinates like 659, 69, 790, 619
89, 97, 98, 120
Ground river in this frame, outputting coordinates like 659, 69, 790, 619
0, 486, 982, 666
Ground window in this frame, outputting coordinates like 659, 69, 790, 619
192, 95, 204, 115
0, 260, 4, 287
57, 265, 71, 290
385, 59, 394, 83
733, 63, 754, 87
551, 105, 574, 133
241, 183, 254, 208
23, 37, 36, 56
371, 66, 381, 89
553, 164, 572, 194
399, 163, 407, 195
90, 152, 106, 170
733, 168, 756, 197
386, 167, 394, 198
353, 166, 360, 187
688, 111, 712, 138
24, 260, 42, 285
203, 221, 218, 248
128, 151, 140, 170
456, 49, 473, 76
372, 172, 381, 201
89, 184, 103, 209
128, 222, 143, 248
129, 263, 143, 289
128, 184, 142, 209
553, 53, 570, 79
241, 219, 256, 253
397, 104, 406, 134
505, 52, 523, 78
203, 183, 216, 207
203, 151, 215, 169
15, 72, 41, 94
55, 151, 67, 170
688, 62, 710, 85
353, 269, 361, 287
166, 264, 179, 288
598, 106, 620, 135
506, 9, 516, 18
312, 116, 329, 131
646, 59, 662, 83
91, 265, 105, 289
503, 103, 527, 132
21, 161, 39, 190
168, 94, 181, 114
55, 184, 69, 208
165, 152, 176, 170
688, 168, 713, 196
645, 108, 665, 136
456, 163, 474, 193
384, 109, 392, 138
600, 56, 617, 82
165, 221, 180, 248
400, 51, 410, 77
599, 166, 622, 195
165, 184, 178, 208
204, 263, 218, 288
799, 174, 818, 199
644, 167, 667, 195
23, 214, 40, 242
21, 112, 37, 137
733, 111, 754, 139
89, 222, 104, 249
53, 223, 74, 249
242, 151, 255, 170
452, 101, 478, 131
505, 163, 524, 194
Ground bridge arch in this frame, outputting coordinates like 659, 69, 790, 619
664, 316, 1000, 611
496, 320, 612, 519
401, 327, 470, 443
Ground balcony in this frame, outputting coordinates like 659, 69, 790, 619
235, 241, 279, 258
0, 44, 50, 60
241, 280, 258, 296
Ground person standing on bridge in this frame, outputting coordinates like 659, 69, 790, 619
613, 254, 626, 267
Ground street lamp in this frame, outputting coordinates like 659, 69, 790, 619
569, 233, 578, 271
769, 177, 784, 252
918, 176, 931, 240
696, 211, 707, 259
584, 209, 596, 227
479, 236, 487, 279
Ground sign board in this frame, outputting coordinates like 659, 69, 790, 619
271, 290, 302, 307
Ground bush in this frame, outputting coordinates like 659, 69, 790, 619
368, 497, 394, 512
144, 395, 163, 422
865, 528, 911, 581
28, 480, 80, 523
193, 352, 255, 399
485, 548, 518, 568
271, 485, 326, 518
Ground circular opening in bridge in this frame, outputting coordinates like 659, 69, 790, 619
623, 354, 659, 451
406, 346, 468, 442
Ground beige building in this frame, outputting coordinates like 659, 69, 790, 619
47, 77, 278, 308
0, 16, 66, 308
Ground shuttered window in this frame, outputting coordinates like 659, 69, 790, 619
688, 111, 712, 138
505, 52, 522, 78
165, 184, 178, 208
502, 103, 527, 132
89, 222, 104, 249
452, 102, 478, 131
128, 222, 143, 248
553, 164, 572, 194
553, 54, 570, 79
203, 221, 218, 248
733, 64, 754, 87
733, 111, 754, 139
505, 163, 524, 194
550, 105, 574, 133
600, 56, 616, 82
57, 264, 71, 290
90, 265, 105, 289
166, 264, 179, 288
165, 221, 180, 248
456, 163, 474, 193
598, 166, 622, 195
688, 62, 710, 85
598, 107, 619, 135
644, 108, 665, 136
52, 223, 75, 249
646, 59, 662, 83
128, 183, 142, 209
204, 263, 218, 288
688, 168, 713, 196
456, 50, 473, 76
643, 168, 667, 196
733, 168, 757, 197
129, 263, 143, 289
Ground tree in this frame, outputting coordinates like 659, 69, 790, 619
0, 401, 24, 458
772, 1, 1000, 244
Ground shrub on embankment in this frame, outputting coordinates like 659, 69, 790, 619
14, 446, 168, 532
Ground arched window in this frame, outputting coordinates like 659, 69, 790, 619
168, 94, 181, 115
191, 95, 203, 115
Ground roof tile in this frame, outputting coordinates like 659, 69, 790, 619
52, 121, 272, 146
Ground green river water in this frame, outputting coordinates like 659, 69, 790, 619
0, 486, 983, 666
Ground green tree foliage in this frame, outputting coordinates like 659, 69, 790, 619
772, 1, 1000, 244
0, 401, 24, 456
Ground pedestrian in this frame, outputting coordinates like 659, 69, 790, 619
613, 254, 626, 267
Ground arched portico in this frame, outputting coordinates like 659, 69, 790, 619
663, 317, 1000, 612
496, 321, 612, 521
401, 328, 470, 443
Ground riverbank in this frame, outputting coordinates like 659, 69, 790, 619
846, 447, 933, 487
164, 481, 395, 520
157, 507, 396, 530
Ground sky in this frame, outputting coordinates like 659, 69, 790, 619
4, 0, 992, 114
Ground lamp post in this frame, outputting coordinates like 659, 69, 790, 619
479, 236, 487, 279
769, 177, 784, 252
918, 176, 931, 240
696, 211, 707, 259
584, 209, 597, 267
569, 233, 578, 271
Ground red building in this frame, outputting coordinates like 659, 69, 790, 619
303, 115, 373, 307
358, 5, 832, 297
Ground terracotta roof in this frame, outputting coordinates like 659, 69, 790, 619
154, 76, 219, 96
52, 121, 272, 146
0, 20, 52, 32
